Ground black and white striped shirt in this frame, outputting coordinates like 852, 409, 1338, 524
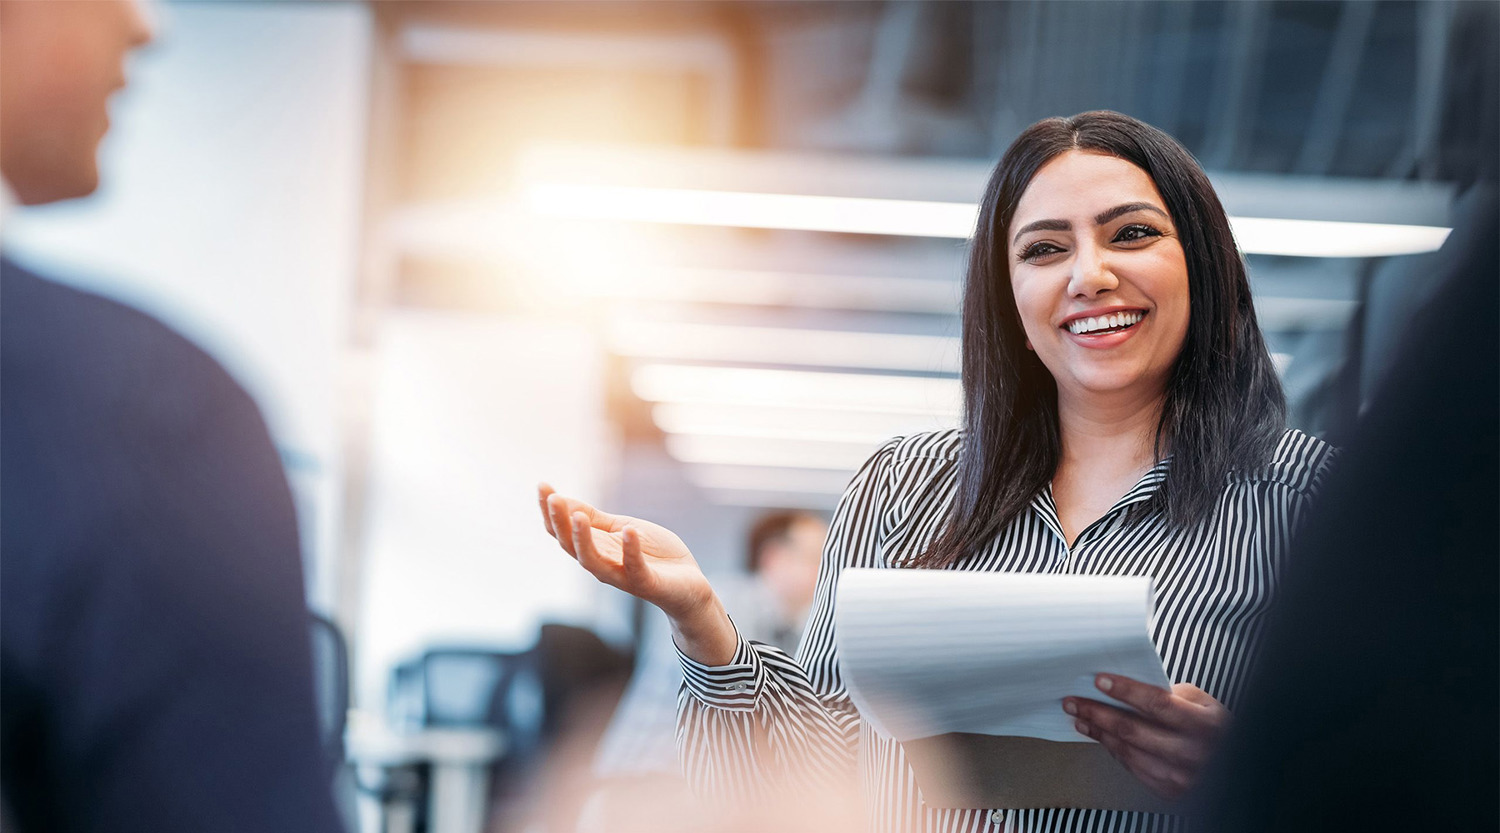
677, 428, 1335, 833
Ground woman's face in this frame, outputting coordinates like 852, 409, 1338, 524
1007, 150, 1191, 408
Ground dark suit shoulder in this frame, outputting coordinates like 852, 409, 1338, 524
1, 260, 339, 832
1, 258, 259, 434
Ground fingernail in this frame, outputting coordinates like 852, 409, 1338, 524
1074, 720, 1089, 735
1062, 700, 1077, 716
1096, 676, 1113, 693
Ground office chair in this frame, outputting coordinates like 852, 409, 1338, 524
308, 611, 361, 831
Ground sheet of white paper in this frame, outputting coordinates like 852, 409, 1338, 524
834, 569, 1170, 744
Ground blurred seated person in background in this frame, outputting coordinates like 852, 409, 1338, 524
1, 2, 343, 830
590, 509, 827, 778
578, 510, 827, 824
539, 111, 1334, 832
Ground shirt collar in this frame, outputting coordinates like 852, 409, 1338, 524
1029, 457, 1172, 545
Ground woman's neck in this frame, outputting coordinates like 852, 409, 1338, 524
1050, 388, 1167, 546
1055, 387, 1166, 477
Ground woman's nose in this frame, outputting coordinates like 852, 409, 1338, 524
1067, 244, 1119, 298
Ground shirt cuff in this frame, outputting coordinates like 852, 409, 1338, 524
676, 619, 765, 711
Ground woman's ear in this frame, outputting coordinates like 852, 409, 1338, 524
1025, 338, 1034, 351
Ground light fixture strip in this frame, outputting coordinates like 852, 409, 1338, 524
611, 320, 961, 374
526, 183, 1452, 257
631, 363, 962, 417
652, 402, 955, 446
665, 434, 879, 472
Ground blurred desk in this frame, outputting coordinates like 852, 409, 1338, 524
347, 723, 506, 833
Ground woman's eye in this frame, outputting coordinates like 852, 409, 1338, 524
1114, 224, 1163, 244
1019, 242, 1064, 262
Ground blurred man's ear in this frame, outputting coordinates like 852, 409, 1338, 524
0, 0, 154, 205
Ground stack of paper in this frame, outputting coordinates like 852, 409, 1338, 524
836, 569, 1169, 742
834, 569, 1175, 810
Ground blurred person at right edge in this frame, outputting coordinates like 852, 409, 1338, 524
1197, 179, 1498, 830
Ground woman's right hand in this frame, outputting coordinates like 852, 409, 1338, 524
537, 483, 738, 665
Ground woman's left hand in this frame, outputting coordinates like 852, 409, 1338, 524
1062, 675, 1229, 800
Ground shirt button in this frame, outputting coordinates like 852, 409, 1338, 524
989, 809, 1006, 826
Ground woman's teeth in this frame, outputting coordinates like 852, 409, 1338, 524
1066, 311, 1145, 335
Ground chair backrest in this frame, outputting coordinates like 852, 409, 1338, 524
387, 648, 546, 757
308, 611, 349, 767
384, 626, 634, 767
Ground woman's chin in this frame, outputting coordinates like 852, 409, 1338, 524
1060, 372, 1170, 403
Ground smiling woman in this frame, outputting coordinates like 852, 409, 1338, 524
922, 112, 1290, 570
537, 112, 1335, 833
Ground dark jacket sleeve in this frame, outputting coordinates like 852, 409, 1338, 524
1, 263, 343, 832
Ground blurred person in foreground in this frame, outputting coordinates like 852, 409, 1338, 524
538, 111, 1334, 832
1200, 185, 1498, 829
0, 2, 343, 830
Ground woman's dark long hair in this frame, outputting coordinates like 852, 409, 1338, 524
912, 111, 1286, 569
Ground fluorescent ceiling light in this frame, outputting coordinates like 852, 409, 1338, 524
632, 363, 962, 416
595, 268, 961, 314
612, 320, 960, 374
1228, 217, 1452, 258
654, 402, 954, 446
686, 464, 855, 496
666, 434, 877, 471
526, 183, 1451, 257
528, 184, 977, 238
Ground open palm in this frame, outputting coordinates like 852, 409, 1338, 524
536, 483, 715, 621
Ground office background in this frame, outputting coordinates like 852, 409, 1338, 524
6, 2, 1494, 830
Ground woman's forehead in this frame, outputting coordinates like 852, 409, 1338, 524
1012, 150, 1168, 224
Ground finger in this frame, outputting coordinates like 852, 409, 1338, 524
1102, 736, 1191, 800
1081, 721, 1190, 800
547, 494, 578, 558
1094, 674, 1185, 729
621, 527, 649, 580
1171, 683, 1221, 708
555, 493, 628, 534
1065, 698, 1193, 765
537, 483, 557, 537
1169, 684, 1230, 737
571, 511, 618, 580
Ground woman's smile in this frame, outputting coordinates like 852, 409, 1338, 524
1060, 306, 1149, 347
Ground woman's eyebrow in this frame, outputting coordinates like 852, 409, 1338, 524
1011, 218, 1070, 245
1094, 202, 1169, 225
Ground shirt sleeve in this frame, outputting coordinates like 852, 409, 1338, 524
675, 438, 900, 803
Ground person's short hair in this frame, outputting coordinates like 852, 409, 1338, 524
745, 510, 822, 574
